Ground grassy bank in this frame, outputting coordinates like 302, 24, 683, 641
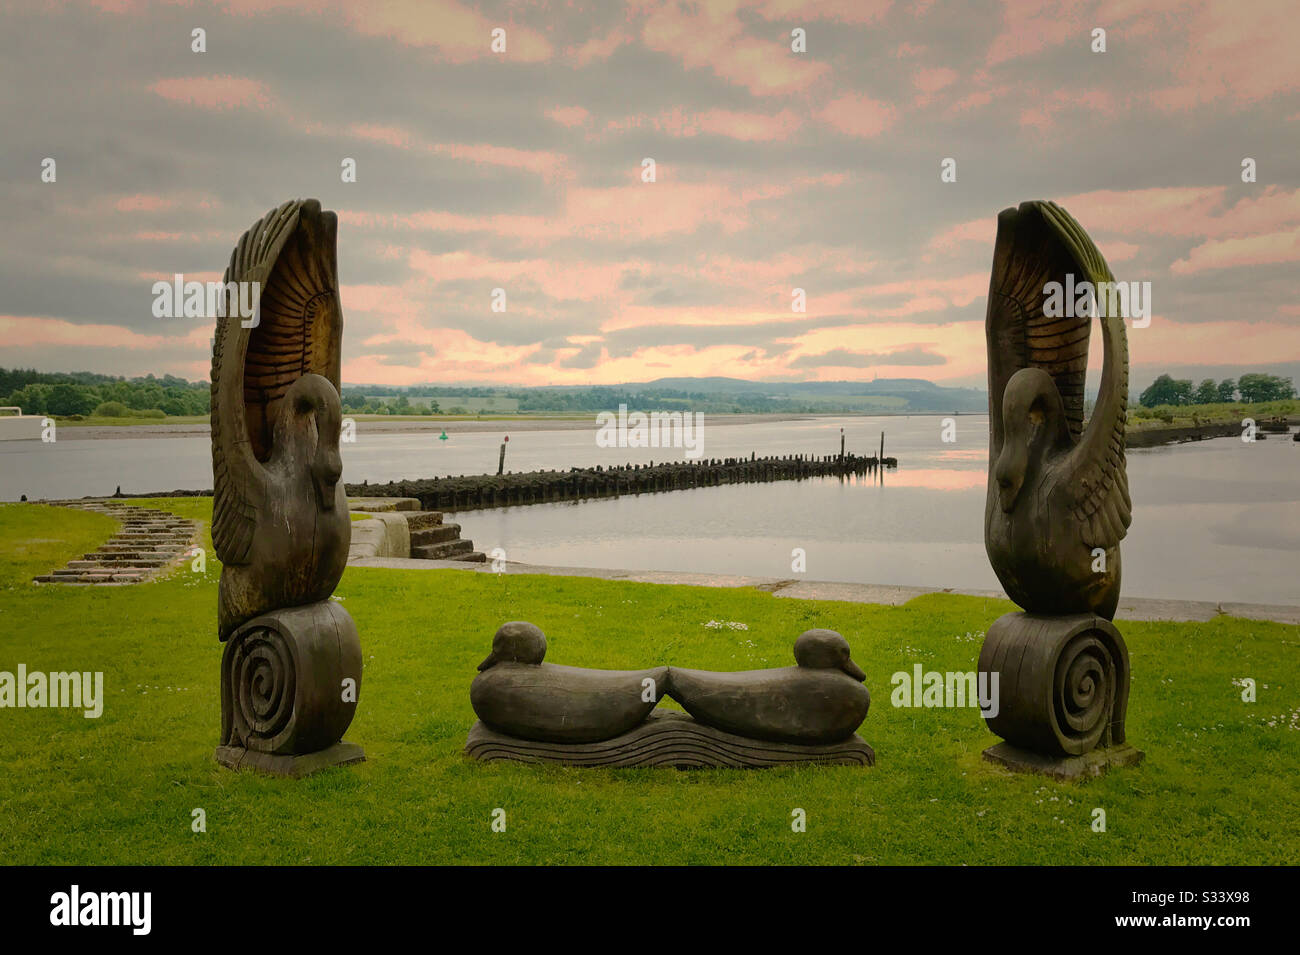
1, 499, 1297, 865
1129, 399, 1297, 431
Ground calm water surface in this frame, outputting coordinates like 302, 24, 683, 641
2, 415, 1296, 604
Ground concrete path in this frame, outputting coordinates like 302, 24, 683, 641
348, 556, 1300, 625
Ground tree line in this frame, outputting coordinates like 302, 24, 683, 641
1138, 373, 1295, 408
0, 367, 209, 417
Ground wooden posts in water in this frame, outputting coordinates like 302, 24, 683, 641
347, 450, 894, 513
497, 435, 508, 475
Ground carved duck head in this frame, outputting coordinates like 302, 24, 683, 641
272, 373, 344, 511
479, 621, 548, 670
793, 629, 866, 681
993, 367, 1073, 513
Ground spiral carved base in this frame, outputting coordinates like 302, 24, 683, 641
978, 612, 1142, 778
216, 599, 363, 776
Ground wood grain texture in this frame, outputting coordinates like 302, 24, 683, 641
465, 713, 874, 768
219, 600, 362, 756
211, 199, 349, 639
210, 200, 362, 775
978, 611, 1131, 757
984, 199, 1132, 620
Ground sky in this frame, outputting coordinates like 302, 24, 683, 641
1, 0, 1298, 390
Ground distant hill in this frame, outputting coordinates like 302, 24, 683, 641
628, 376, 987, 412
348, 376, 988, 414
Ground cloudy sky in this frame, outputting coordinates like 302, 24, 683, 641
1, 0, 1297, 389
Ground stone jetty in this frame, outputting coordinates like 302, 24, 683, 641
348, 498, 486, 563
345, 452, 895, 513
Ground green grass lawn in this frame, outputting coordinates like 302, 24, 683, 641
1, 499, 1297, 865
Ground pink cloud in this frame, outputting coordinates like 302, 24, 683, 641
546, 106, 590, 128
115, 194, 175, 212
348, 123, 414, 148
149, 75, 274, 111
213, 0, 552, 62
986, 0, 1086, 66
817, 92, 898, 137
913, 67, 958, 94
612, 107, 804, 142
756, 0, 891, 23
565, 29, 629, 65
1149, 0, 1300, 109
0, 315, 207, 351
637, 0, 828, 96
431, 142, 568, 180
343, 172, 844, 243
1171, 228, 1300, 274
1018, 89, 1115, 130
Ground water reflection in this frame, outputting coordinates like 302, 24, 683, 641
2, 414, 1296, 604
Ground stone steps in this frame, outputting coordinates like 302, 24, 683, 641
410, 523, 461, 546
32, 500, 201, 586
403, 510, 484, 562
412, 539, 474, 560
405, 510, 444, 529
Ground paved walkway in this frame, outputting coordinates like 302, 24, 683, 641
349, 556, 1300, 625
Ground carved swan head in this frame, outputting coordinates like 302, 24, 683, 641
994, 367, 1072, 513
793, 629, 866, 681
272, 373, 343, 511
479, 621, 548, 670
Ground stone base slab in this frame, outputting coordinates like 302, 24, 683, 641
215, 741, 366, 778
982, 741, 1144, 781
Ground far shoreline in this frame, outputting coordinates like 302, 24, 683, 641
46, 411, 975, 441
41, 410, 1297, 449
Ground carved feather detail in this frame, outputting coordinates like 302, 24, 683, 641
1037, 202, 1132, 550
986, 200, 1131, 550
210, 199, 343, 564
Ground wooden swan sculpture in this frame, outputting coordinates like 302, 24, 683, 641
984, 200, 1132, 621
211, 199, 349, 640
211, 199, 363, 776
977, 200, 1143, 778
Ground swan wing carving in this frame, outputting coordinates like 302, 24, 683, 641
210, 199, 344, 564
986, 200, 1092, 457
1037, 202, 1132, 550
985, 200, 1131, 550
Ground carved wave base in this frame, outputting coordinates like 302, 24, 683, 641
215, 740, 365, 778
983, 741, 1143, 782
465, 712, 874, 768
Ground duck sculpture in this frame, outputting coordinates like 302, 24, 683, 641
984, 200, 1132, 620
665, 629, 870, 745
211, 199, 350, 640
471, 622, 669, 744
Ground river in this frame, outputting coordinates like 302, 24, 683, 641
2, 415, 1296, 605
